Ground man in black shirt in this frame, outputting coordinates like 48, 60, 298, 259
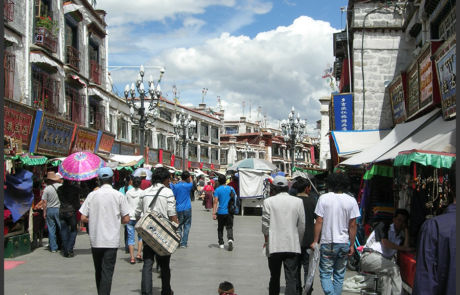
291, 178, 317, 295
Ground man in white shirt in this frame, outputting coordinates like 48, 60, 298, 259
136, 167, 178, 295
360, 209, 413, 295
79, 167, 130, 295
262, 176, 305, 295
310, 173, 360, 295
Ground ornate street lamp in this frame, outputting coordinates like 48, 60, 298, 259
173, 109, 196, 171
124, 65, 164, 157
281, 107, 306, 175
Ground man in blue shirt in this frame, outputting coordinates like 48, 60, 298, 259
413, 198, 456, 295
212, 175, 237, 251
171, 171, 194, 248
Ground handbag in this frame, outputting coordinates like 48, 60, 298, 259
135, 187, 180, 256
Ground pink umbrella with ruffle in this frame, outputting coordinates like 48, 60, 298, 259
58, 152, 105, 181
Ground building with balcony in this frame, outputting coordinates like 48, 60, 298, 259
220, 117, 319, 174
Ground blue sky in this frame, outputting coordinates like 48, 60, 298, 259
98, 0, 349, 134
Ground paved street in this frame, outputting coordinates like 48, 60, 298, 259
5, 200, 357, 294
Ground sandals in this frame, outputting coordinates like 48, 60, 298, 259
130, 258, 136, 264
136, 255, 143, 262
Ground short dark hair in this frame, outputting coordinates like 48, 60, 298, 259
327, 172, 350, 192
394, 208, 409, 220
152, 167, 170, 184
292, 178, 310, 193
218, 281, 234, 293
181, 171, 191, 180
101, 177, 113, 185
132, 176, 142, 188
218, 174, 227, 185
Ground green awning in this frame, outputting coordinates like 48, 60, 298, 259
116, 166, 134, 172
292, 167, 325, 175
394, 151, 456, 169
6, 154, 48, 166
363, 164, 394, 180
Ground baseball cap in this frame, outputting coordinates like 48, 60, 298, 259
273, 175, 288, 187
98, 167, 113, 179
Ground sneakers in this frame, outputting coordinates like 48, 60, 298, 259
180, 245, 187, 248
219, 244, 224, 249
51, 250, 57, 253
228, 240, 234, 251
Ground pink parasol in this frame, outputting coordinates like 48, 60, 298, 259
58, 152, 105, 181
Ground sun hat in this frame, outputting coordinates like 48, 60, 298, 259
97, 167, 114, 179
46, 171, 62, 182
273, 175, 288, 187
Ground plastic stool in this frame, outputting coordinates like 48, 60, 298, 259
359, 271, 380, 295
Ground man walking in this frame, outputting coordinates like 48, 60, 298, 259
262, 175, 305, 295
41, 171, 62, 253
213, 175, 237, 251
171, 171, 194, 248
360, 209, 413, 295
79, 167, 130, 295
310, 172, 360, 295
291, 177, 317, 295
136, 167, 178, 295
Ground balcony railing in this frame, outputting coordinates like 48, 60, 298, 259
32, 78, 60, 116
34, 27, 57, 53
66, 45, 80, 71
4, 0, 14, 22
4, 52, 15, 100
89, 60, 102, 85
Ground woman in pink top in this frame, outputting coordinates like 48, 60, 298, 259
203, 180, 215, 210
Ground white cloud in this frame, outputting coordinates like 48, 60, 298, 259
141, 16, 337, 128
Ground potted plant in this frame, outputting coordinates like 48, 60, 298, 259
36, 15, 58, 35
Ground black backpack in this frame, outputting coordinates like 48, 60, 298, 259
227, 187, 239, 215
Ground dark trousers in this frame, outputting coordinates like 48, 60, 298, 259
91, 247, 118, 295
268, 252, 300, 295
217, 214, 234, 245
142, 244, 172, 295
59, 211, 78, 255
297, 247, 313, 295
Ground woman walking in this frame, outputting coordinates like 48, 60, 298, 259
203, 180, 214, 211
57, 180, 81, 257
125, 177, 144, 264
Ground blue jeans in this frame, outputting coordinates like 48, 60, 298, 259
59, 211, 78, 255
177, 209, 191, 247
319, 243, 349, 295
45, 207, 61, 251
126, 220, 142, 245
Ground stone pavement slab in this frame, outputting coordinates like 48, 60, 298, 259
5, 200, 358, 294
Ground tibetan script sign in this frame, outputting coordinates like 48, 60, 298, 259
406, 62, 420, 117
120, 142, 135, 155
72, 127, 98, 153
332, 93, 353, 130
435, 37, 456, 120
419, 51, 434, 108
111, 141, 121, 154
37, 115, 75, 156
389, 73, 407, 124
98, 132, 115, 153
4, 100, 35, 148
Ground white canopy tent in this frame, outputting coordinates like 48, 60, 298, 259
340, 109, 440, 166
331, 129, 391, 157
377, 115, 456, 162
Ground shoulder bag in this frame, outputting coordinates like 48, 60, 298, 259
135, 186, 180, 256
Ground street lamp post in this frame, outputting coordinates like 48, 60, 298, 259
173, 109, 196, 171
281, 107, 306, 176
124, 65, 164, 157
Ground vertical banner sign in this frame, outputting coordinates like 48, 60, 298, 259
170, 154, 175, 167
159, 149, 163, 164
389, 74, 407, 124
419, 52, 433, 108
332, 93, 353, 130
406, 62, 420, 117
310, 146, 316, 164
435, 38, 456, 120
